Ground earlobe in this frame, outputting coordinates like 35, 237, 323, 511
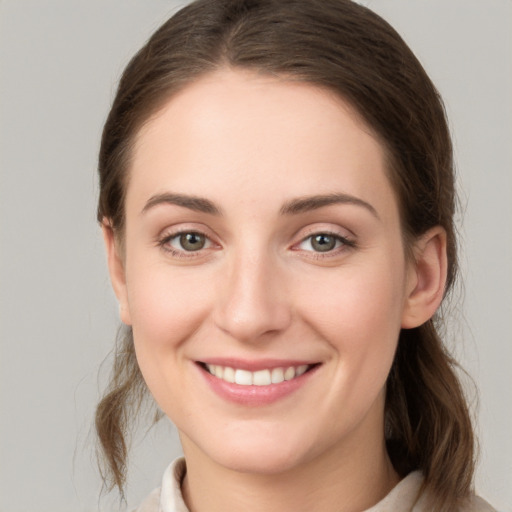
102, 221, 132, 326
401, 227, 448, 329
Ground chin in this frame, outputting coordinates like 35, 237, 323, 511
218, 450, 305, 475
203, 431, 317, 475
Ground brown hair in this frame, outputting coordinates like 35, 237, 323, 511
96, 1, 474, 510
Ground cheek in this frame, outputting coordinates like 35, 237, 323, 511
295, 253, 406, 385
124, 262, 215, 417
125, 261, 212, 354
306, 267, 404, 432
300, 260, 405, 338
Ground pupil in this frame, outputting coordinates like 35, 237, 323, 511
180, 233, 205, 251
312, 234, 335, 252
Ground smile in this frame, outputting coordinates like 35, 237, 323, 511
197, 359, 321, 405
204, 363, 311, 386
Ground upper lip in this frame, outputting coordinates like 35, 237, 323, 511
197, 358, 320, 371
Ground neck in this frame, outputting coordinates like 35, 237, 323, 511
180, 423, 399, 512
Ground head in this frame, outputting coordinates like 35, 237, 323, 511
96, 1, 473, 510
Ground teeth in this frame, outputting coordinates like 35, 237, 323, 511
253, 369, 271, 386
205, 363, 311, 386
271, 367, 284, 384
284, 366, 295, 380
223, 366, 235, 383
235, 369, 252, 385
296, 365, 308, 376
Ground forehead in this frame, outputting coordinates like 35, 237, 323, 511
129, 69, 397, 221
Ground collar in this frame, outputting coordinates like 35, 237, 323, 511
157, 457, 424, 512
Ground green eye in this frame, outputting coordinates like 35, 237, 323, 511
159, 230, 215, 257
173, 232, 207, 251
310, 234, 337, 252
297, 232, 352, 253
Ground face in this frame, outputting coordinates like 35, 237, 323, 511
108, 69, 419, 475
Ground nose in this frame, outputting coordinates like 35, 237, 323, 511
213, 251, 292, 343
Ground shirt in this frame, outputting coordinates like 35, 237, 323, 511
135, 458, 496, 512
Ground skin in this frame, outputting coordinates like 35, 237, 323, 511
104, 69, 447, 512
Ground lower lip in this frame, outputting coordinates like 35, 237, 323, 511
197, 364, 319, 406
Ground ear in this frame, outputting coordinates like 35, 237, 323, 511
401, 226, 448, 329
102, 221, 132, 325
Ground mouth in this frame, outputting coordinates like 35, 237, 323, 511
195, 358, 322, 405
199, 362, 317, 386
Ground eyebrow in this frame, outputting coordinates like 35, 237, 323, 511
141, 193, 221, 215
141, 191, 379, 219
280, 193, 379, 219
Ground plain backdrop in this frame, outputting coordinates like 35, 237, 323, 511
0, 1, 511, 511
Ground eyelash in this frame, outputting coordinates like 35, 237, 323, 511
293, 231, 356, 258
157, 230, 214, 259
157, 230, 356, 259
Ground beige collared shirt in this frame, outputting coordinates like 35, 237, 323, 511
135, 458, 496, 512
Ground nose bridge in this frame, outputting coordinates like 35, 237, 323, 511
214, 241, 291, 342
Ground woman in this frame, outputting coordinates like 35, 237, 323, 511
95, 1, 496, 511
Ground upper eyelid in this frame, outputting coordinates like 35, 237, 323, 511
157, 223, 218, 240
291, 223, 355, 243
159, 230, 216, 247
157, 230, 217, 259
300, 229, 350, 240
156, 225, 215, 251
155, 223, 355, 248
293, 232, 354, 250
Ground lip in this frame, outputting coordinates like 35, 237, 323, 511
195, 358, 321, 406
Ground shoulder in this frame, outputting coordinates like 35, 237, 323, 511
366, 471, 497, 512
413, 481, 497, 512
460, 495, 497, 512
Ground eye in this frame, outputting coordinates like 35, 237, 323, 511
172, 232, 208, 251
308, 233, 338, 252
159, 231, 213, 254
297, 232, 354, 253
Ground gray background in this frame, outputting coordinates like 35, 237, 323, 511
0, 1, 510, 511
